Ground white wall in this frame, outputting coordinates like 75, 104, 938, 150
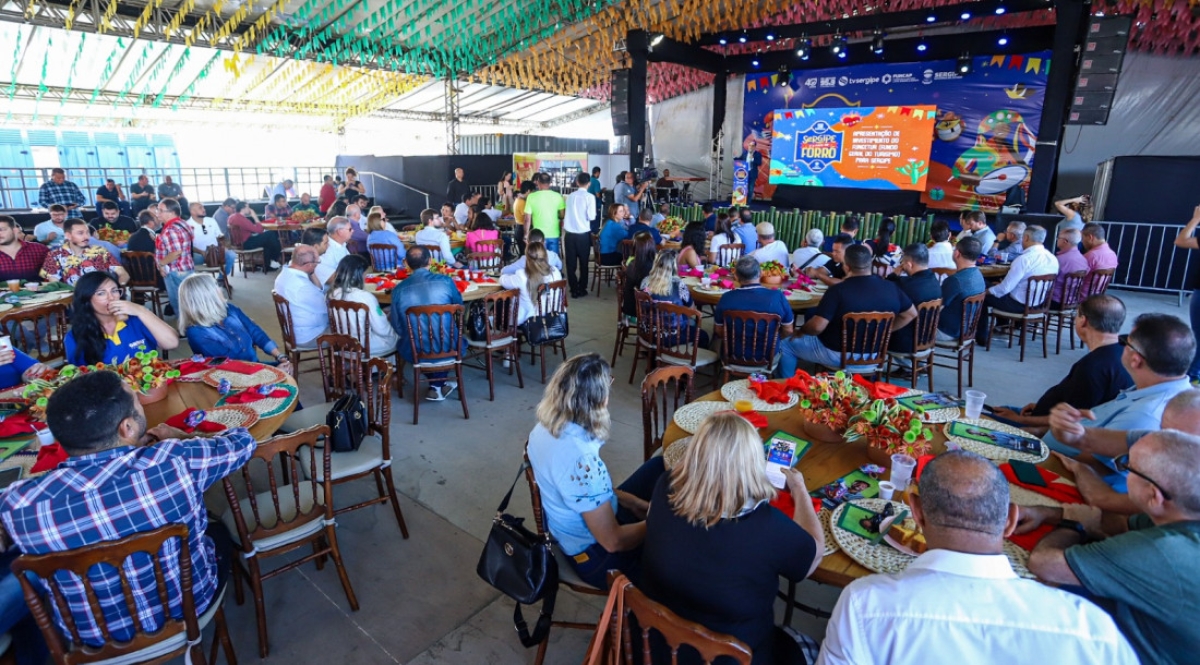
647, 77, 744, 202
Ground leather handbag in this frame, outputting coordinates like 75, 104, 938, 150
466, 301, 489, 342
520, 311, 568, 346
326, 391, 367, 453
476, 462, 558, 648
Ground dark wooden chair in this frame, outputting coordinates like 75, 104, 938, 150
886, 299, 943, 391
641, 366, 694, 461
526, 280, 570, 384
13, 523, 236, 665
368, 243, 402, 272
3, 302, 68, 366
230, 233, 264, 277
716, 243, 745, 267
221, 424, 358, 658
932, 292, 987, 395
277, 334, 366, 434
274, 228, 297, 265
523, 451, 607, 665
121, 251, 169, 317
987, 273, 1056, 362
327, 297, 402, 372
610, 270, 639, 370
627, 290, 659, 384
1083, 267, 1115, 297
655, 302, 718, 388
470, 239, 505, 272
871, 260, 892, 278
418, 243, 445, 262
271, 292, 321, 376
619, 238, 637, 264
1048, 270, 1088, 354
718, 310, 782, 383
591, 233, 621, 296
821, 311, 896, 380
931, 267, 956, 284
195, 243, 232, 298
404, 303, 469, 424
464, 288, 524, 400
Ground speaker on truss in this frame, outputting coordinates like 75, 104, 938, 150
1067, 15, 1133, 126
611, 69, 631, 136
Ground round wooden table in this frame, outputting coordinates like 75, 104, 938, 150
365, 281, 503, 306
686, 283, 823, 313
397, 232, 466, 251
142, 375, 298, 441
662, 385, 1066, 587
0, 290, 73, 323
978, 264, 1012, 280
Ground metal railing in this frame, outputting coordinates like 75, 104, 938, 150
0, 166, 334, 210
361, 172, 430, 211
1099, 220, 1193, 304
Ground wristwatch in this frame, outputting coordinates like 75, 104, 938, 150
1056, 519, 1087, 537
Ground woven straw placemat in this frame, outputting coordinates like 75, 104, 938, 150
672, 401, 733, 435
203, 364, 289, 390
720, 380, 799, 412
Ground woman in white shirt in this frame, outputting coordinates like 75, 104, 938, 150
500, 241, 562, 325
326, 254, 399, 355
707, 214, 734, 264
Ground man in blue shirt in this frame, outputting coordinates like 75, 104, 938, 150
937, 236, 986, 341
37, 168, 85, 210
714, 256, 794, 365
732, 210, 758, 250
389, 246, 464, 402
626, 209, 662, 245
778, 245, 916, 376
587, 166, 603, 229
702, 203, 716, 233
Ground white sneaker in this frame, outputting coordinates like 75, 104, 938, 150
425, 386, 446, 401
269, 261, 281, 270
501, 358, 511, 369
442, 381, 458, 397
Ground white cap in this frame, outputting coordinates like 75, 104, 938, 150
756, 222, 775, 238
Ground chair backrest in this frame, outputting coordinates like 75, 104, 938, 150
121, 251, 159, 288
716, 243, 744, 267
720, 310, 781, 367
633, 289, 657, 345
641, 366, 694, 461
960, 292, 987, 343
275, 228, 296, 249
474, 238, 505, 262
13, 524, 202, 665
655, 302, 702, 366
1084, 267, 1115, 297
909, 299, 944, 354
465, 250, 503, 272
314, 333, 367, 403
619, 239, 636, 264
1057, 269, 1089, 310
1022, 273, 1056, 314
535, 279, 569, 317
404, 304, 465, 364
591, 233, 603, 263
368, 243, 401, 272
839, 311, 895, 368
364, 357, 392, 456
871, 260, 891, 278
479, 288, 521, 344
614, 269, 629, 322
5, 302, 68, 364
418, 244, 444, 262
327, 297, 374, 356
931, 267, 956, 284
203, 244, 224, 269
222, 425, 332, 549
272, 292, 300, 353
616, 578, 752, 665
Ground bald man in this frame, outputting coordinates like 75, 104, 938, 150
272, 244, 328, 347
818, 450, 1136, 665
1023, 430, 1200, 665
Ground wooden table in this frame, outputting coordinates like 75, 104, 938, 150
397, 232, 466, 251
686, 283, 823, 313
0, 290, 73, 323
978, 264, 1012, 280
365, 281, 503, 306
261, 222, 323, 232
662, 385, 1065, 587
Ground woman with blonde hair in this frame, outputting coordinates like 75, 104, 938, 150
499, 241, 561, 326
641, 412, 824, 664
177, 272, 289, 370
641, 249, 708, 346
526, 353, 665, 588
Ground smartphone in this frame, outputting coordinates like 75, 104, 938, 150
1009, 459, 1047, 487
0, 466, 21, 489
0, 336, 11, 352
765, 437, 799, 489
207, 356, 229, 366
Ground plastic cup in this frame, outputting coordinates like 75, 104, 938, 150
733, 399, 754, 413
6, 280, 17, 293
890, 453, 917, 489
701, 277, 712, 288
35, 427, 54, 446
964, 390, 986, 419
878, 481, 896, 501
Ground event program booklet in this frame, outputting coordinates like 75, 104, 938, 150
946, 421, 1042, 454
896, 392, 963, 411
763, 431, 812, 489
811, 469, 880, 511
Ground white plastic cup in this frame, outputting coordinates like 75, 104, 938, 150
35, 427, 54, 446
964, 390, 986, 419
701, 276, 713, 288
890, 453, 917, 489
878, 481, 896, 501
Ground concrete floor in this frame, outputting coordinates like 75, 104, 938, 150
178, 269, 1186, 664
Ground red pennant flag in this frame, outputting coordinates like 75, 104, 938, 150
1009, 55, 1025, 70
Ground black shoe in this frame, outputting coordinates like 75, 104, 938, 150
574, 291, 587, 299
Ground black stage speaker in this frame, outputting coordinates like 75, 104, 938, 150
1067, 16, 1133, 126
611, 69, 630, 136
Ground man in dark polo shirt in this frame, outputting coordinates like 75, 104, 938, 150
714, 256, 794, 365
937, 236, 986, 343
97, 201, 138, 234
779, 244, 916, 376
887, 243, 943, 359
807, 233, 854, 286
991, 294, 1132, 431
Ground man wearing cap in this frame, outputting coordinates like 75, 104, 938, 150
750, 222, 789, 267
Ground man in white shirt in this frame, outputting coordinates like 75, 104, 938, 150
563, 172, 597, 298
997, 221, 1028, 262
749, 222, 789, 267
34, 205, 68, 249
481, 196, 502, 222
186, 202, 235, 277
413, 208, 463, 268
956, 210, 996, 255
977, 224, 1058, 345
454, 193, 479, 228
790, 228, 829, 272
315, 216, 352, 285
273, 245, 329, 348
817, 450, 1137, 665
926, 220, 955, 270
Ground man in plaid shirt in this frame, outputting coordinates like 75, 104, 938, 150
36, 168, 86, 210
154, 198, 195, 314
0, 370, 254, 646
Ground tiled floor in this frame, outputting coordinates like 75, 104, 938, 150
178, 268, 1186, 663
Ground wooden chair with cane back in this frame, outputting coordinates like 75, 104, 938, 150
819, 311, 895, 380
3, 302, 68, 366
121, 251, 169, 317
194, 244, 232, 298
277, 333, 366, 434
368, 243, 402, 273
1047, 270, 1088, 355
1083, 267, 1115, 297
931, 267, 956, 284
591, 233, 621, 296
718, 310, 782, 383
655, 302, 719, 388
271, 292, 321, 376
525, 280, 570, 384
886, 299, 943, 391
716, 243, 745, 267
626, 289, 660, 384
610, 269, 638, 369
932, 292, 987, 395
641, 366, 694, 461
987, 273, 1056, 362
464, 288, 524, 401
404, 303, 469, 424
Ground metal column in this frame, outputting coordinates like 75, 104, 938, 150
445, 78, 460, 156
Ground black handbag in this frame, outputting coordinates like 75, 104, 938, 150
466, 301, 489, 342
521, 312, 569, 346
476, 462, 558, 648
326, 391, 367, 453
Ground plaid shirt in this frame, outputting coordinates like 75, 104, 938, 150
40, 244, 121, 285
0, 241, 49, 282
0, 428, 256, 645
155, 217, 195, 272
37, 180, 86, 208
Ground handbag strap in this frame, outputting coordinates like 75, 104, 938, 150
496, 460, 529, 514
513, 587, 556, 648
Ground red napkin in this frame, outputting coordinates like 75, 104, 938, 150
852, 375, 909, 399
1009, 524, 1055, 551
216, 360, 261, 374
30, 442, 68, 473
174, 360, 210, 376
768, 488, 823, 518
999, 464, 1084, 505
784, 370, 815, 393
0, 413, 38, 439
748, 381, 791, 404
454, 280, 469, 293
223, 386, 290, 404
477, 277, 497, 284
914, 454, 936, 482
164, 408, 227, 434
735, 410, 769, 428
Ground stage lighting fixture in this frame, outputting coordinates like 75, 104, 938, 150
958, 55, 973, 74
718, 36, 727, 45
752, 58, 760, 67
871, 32, 885, 55
739, 33, 748, 43
998, 34, 1009, 46
766, 33, 775, 41
838, 50, 847, 59
917, 41, 928, 52
960, 11, 972, 20
926, 14, 936, 23
796, 39, 811, 60
995, 5, 1007, 15
650, 33, 665, 47
830, 34, 847, 56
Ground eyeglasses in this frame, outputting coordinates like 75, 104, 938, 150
1118, 334, 1147, 359
1114, 454, 1172, 501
